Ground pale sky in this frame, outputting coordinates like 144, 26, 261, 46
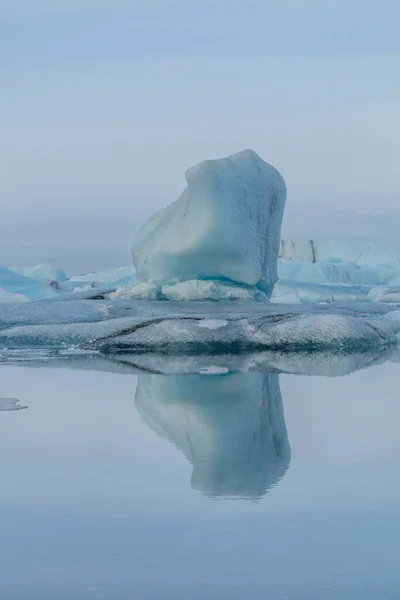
1, 0, 400, 271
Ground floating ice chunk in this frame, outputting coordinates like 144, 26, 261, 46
197, 319, 228, 330
10, 264, 67, 284
0, 265, 56, 302
96, 312, 396, 353
0, 298, 397, 354
0, 398, 27, 411
132, 150, 286, 299
198, 366, 230, 375
135, 371, 290, 498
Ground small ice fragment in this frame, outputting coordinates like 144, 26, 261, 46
199, 366, 230, 375
197, 319, 228, 330
0, 398, 27, 411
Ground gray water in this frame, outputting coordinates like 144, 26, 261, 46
1, 359, 400, 599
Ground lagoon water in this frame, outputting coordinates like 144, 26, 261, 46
1, 359, 400, 599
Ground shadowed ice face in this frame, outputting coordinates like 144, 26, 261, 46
135, 371, 290, 499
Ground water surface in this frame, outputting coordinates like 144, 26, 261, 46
1, 359, 400, 599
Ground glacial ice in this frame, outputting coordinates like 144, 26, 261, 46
10, 264, 67, 284
135, 371, 290, 498
1, 345, 394, 378
0, 265, 56, 302
278, 239, 400, 288
1, 298, 398, 355
110, 237, 400, 304
279, 238, 400, 267
271, 281, 372, 304
131, 149, 286, 300
0, 288, 27, 304
278, 259, 396, 287
3, 146, 400, 357
367, 287, 400, 304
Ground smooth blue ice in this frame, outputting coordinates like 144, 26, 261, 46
0, 265, 56, 302
10, 264, 67, 284
129, 150, 286, 300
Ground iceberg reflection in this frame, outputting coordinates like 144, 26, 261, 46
135, 371, 290, 499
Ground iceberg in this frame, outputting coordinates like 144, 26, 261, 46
129, 150, 286, 300
99, 312, 396, 353
10, 264, 67, 285
135, 371, 290, 498
2, 146, 400, 356
0, 265, 56, 302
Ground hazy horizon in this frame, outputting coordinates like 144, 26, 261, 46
2, 0, 400, 272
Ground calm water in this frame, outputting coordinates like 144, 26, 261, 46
1, 359, 400, 599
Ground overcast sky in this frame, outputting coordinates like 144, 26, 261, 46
1, 0, 400, 271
